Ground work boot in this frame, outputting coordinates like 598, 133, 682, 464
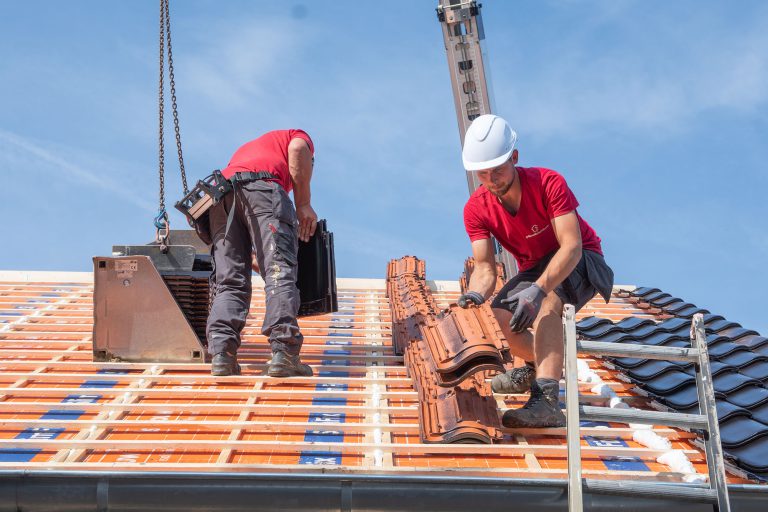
211, 352, 241, 377
268, 351, 313, 377
502, 378, 566, 428
491, 363, 536, 394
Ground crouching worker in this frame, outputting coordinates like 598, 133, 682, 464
207, 129, 318, 377
456, 115, 614, 427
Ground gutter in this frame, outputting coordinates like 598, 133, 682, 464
0, 471, 766, 512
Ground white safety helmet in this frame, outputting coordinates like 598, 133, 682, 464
461, 114, 517, 171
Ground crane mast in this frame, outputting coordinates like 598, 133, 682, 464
437, 0, 516, 277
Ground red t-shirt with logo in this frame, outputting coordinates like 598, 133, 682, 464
221, 129, 314, 193
464, 167, 603, 272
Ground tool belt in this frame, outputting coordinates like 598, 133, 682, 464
174, 170, 276, 245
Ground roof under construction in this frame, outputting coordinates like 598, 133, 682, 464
0, 258, 766, 511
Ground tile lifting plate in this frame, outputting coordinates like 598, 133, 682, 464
92, 255, 208, 363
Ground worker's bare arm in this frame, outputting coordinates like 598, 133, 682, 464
288, 137, 317, 242
468, 238, 499, 299
535, 211, 582, 294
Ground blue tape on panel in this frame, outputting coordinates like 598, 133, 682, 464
40, 410, 86, 420
4, 372, 122, 463
318, 370, 352, 377
584, 436, 650, 471
300, 381, 347, 465
16, 427, 66, 439
62, 394, 102, 404
580, 421, 611, 428
298, 452, 343, 465
0, 449, 42, 462
79, 380, 118, 389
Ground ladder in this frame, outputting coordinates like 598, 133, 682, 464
562, 305, 731, 511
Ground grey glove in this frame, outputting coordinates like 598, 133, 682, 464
500, 284, 547, 332
457, 291, 485, 309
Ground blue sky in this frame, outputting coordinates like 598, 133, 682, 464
1, 1, 766, 333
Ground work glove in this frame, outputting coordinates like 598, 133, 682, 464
457, 291, 485, 309
500, 284, 547, 332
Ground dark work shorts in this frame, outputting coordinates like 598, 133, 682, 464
490, 250, 614, 313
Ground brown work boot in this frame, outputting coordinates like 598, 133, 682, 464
491, 363, 536, 394
502, 378, 565, 428
267, 351, 313, 377
211, 352, 241, 377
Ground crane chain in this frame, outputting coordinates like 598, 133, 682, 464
156, 0, 187, 251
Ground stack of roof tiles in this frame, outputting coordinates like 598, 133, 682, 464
386, 256, 511, 443
578, 286, 768, 481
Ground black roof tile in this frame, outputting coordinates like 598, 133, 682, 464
640, 291, 670, 302
658, 384, 700, 409
734, 335, 768, 351
717, 327, 761, 341
621, 324, 667, 341
626, 360, 683, 380
631, 287, 661, 297
640, 369, 695, 395
703, 313, 727, 324
706, 334, 731, 348
674, 305, 710, 318
650, 295, 684, 308
595, 330, 642, 344
576, 316, 612, 332
725, 436, 768, 473
663, 302, 698, 314
682, 360, 730, 377
708, 342, 751, 359
615, 316, 657, 332
656, 317, 691, 332
749, 403, 768, 425
639, 331, 689, 346
719, 351, 768, 369
706, 318, 743, 333
726, 386, 768, 410
720, 416, 768, 448
713, 372, 763, 395
739, 360, 768, 383
611, 356, 648, 369
579, 322, 623, 339
700, 400, 752, 422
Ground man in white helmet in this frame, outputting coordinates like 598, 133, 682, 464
457, 114, 614, 428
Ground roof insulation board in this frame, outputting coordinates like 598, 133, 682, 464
0, 272, 755, 485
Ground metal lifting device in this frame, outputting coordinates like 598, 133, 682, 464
436, 0, 516, 278
563, 307, 732, 511
93, 0, 209, 363
93, 0, 337, 364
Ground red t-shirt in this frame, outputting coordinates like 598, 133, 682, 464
464, 167, 603, 272
221, 129, 314, 193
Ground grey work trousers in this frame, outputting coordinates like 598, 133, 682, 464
206, 179, 304, 357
